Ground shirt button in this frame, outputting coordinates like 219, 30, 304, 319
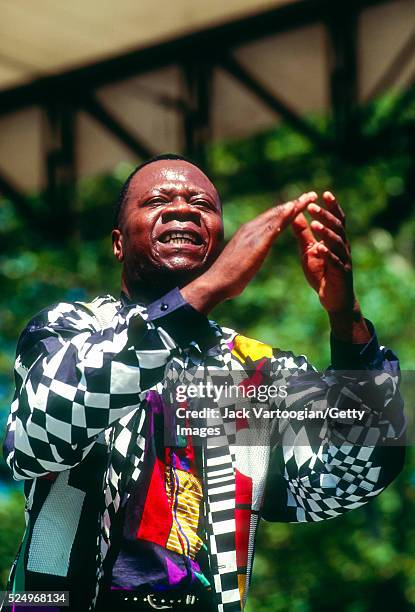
160, 303, 169, 311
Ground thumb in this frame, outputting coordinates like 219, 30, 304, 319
275, 191, 318, 230
292, 212, 317, 254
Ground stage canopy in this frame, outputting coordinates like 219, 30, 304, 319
0, 0, 414, 201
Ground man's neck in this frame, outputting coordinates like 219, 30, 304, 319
121, 269, 203, 305
121, 278, 179, 305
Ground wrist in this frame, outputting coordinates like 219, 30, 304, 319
328, 300, 371, 343
180, 274, 225, 315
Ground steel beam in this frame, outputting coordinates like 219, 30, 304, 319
182, 59, 213, 165
219, 54, 332, 152
43, 102, 78, 239
327, 5, 360, 158
81, 95, 155, 159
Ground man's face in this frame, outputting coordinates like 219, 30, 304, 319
112, 160, 224, 290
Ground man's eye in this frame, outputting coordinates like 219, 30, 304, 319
192, 199, 212, 209
146, 197, 169, 206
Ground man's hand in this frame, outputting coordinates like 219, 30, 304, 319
292, 190, 353, 313
292, 190, 370, 343
181, 192, 317, 314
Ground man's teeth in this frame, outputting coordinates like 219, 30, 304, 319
166, 238, 193, 244
162, 232, 198, 245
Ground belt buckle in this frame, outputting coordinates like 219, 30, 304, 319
146, 594, 173, 609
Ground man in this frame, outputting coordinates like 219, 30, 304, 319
2, 154, 405, 612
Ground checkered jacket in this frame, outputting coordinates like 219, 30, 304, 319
2, 295, 405, 611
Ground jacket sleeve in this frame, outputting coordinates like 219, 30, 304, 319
2, 295, 205, 480
261, 322, 406, 522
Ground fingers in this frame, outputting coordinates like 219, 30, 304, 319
291, 213, 316, 252
261, 191, 347, 253
274, 191, 318, 227
323, 191, 346, 226
294, 191, 319, 217
259, 192, 318, 240
290, 190, 352, 263
307, 201, 346, 240
306, 190, 350, 255
316, 242, 351, 271
309, 221, 349, 262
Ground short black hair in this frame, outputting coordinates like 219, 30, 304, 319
113, 153, 216, 229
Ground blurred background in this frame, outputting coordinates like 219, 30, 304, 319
1, 0, 415, 609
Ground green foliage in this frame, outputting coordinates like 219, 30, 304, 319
0, 94, 414, 608
0, 490, 25, 587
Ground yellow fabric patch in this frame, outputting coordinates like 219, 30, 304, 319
238, 573, 247, 599
231, 334, 273, 363
165, 467, 203, 560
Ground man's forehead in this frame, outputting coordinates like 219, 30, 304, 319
162, 168, 187, 182
129, 160, 218, 195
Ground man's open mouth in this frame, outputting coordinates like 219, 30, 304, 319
158, 230, 203, 246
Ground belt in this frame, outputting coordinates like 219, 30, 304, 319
97, 589, 215, 611
122, 592, 199, 608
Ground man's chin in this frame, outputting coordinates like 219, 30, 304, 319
135, 261, 208, 291
157, 262, 207, 286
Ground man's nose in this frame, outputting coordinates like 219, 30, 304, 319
161, 198, 201, 225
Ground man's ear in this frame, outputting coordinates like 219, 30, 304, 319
112, 229, 124, 262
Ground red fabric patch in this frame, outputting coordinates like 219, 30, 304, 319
239, 358, 266, 390
136, 459, 172, 546
235, 469, 252, 568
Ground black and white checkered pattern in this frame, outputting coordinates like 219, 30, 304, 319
2, 296, 405, 612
